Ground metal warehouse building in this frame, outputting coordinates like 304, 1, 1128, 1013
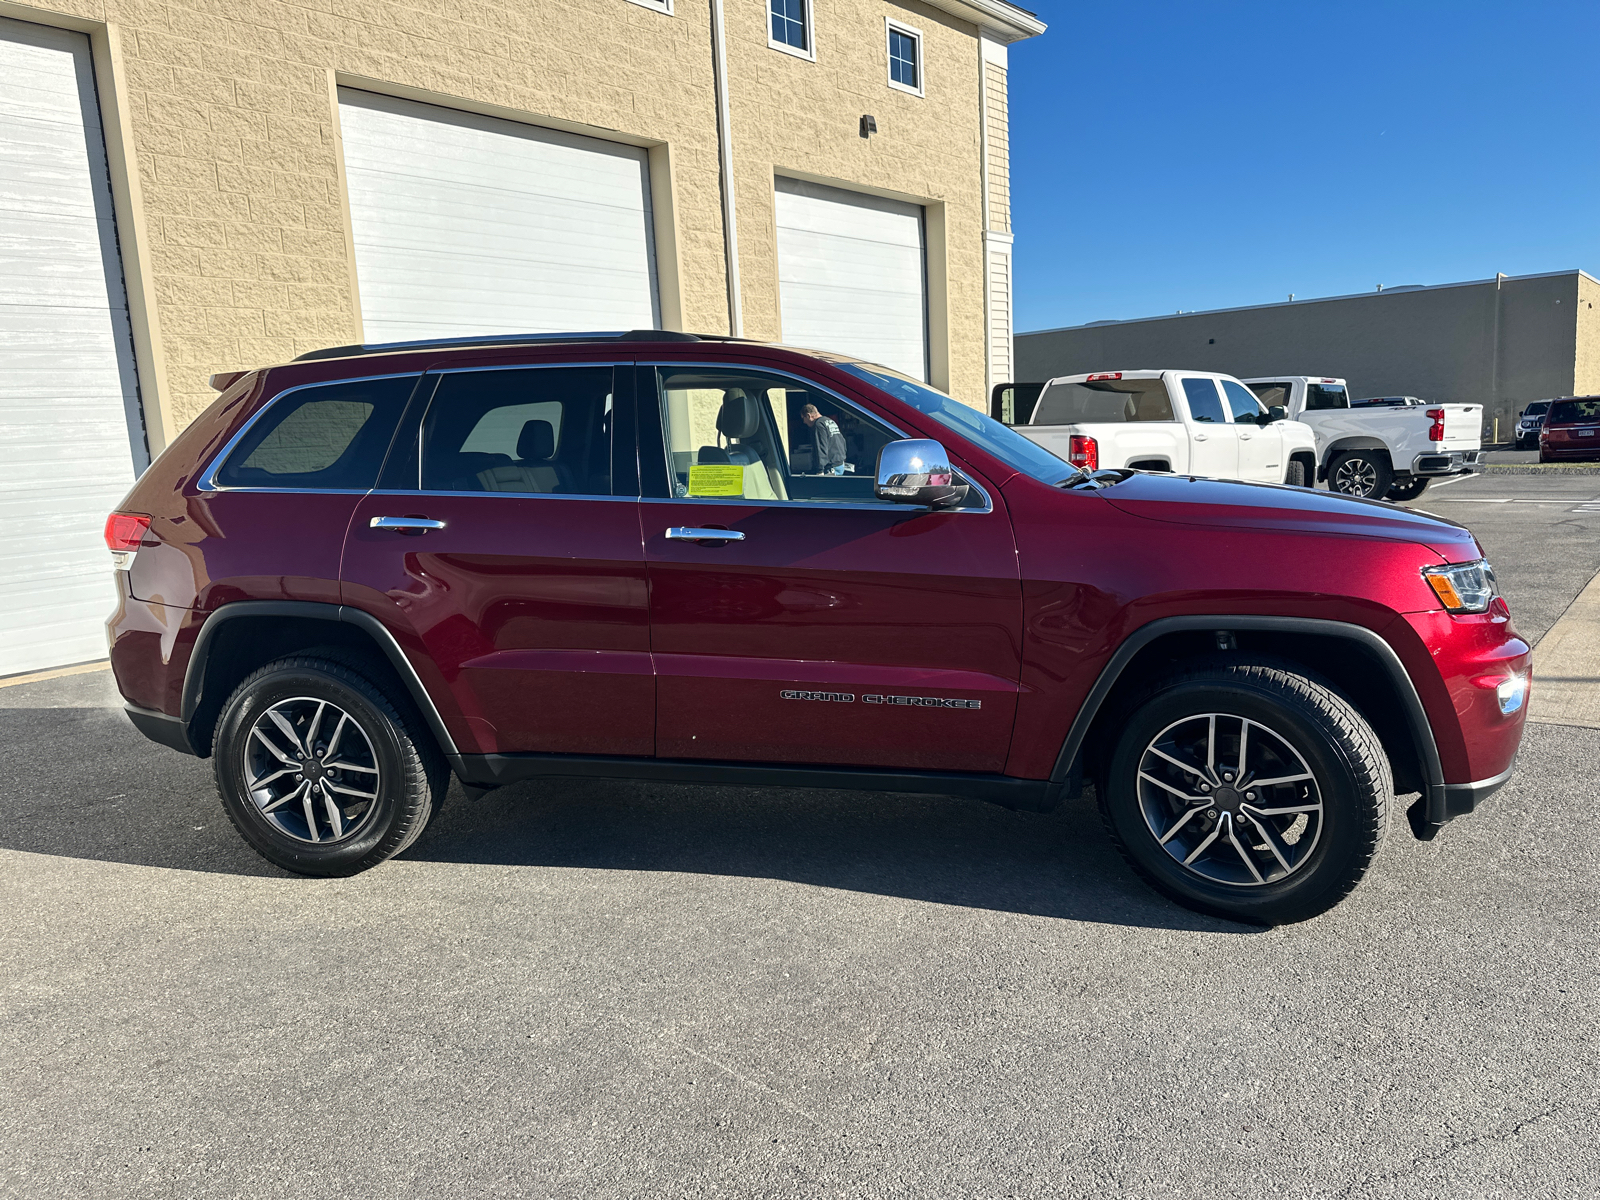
1016, 269, 1600, 443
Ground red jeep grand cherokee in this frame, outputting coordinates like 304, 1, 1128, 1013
106, 332, 1528, 924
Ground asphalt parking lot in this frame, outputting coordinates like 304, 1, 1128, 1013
3, 472, 1598, 1199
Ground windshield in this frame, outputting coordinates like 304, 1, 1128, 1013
837, 362, 1080, 485
1524, 402, 1550, 417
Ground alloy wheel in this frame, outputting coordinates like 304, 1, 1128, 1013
1135, 713, 1324, 887
244, 696, 382, 844
1332, 457, 1379, 496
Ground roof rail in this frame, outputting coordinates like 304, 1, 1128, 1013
291, 328, 704, 363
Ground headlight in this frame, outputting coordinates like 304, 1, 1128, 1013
1422, 559, 1498, 614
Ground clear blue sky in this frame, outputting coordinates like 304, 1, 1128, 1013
1008, 1, 1600, 332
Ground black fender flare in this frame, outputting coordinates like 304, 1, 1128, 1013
181, 600, 464, 772
1047, 615, 1451, 837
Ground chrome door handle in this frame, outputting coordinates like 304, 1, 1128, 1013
370, 516, 446, 532
667, 526, 745, 542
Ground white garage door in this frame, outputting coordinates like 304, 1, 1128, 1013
0, 18, 146, 678
337, 89, 660, 343
773, 176, 927, 380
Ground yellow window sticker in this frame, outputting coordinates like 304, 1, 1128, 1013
687, 464, 745, 497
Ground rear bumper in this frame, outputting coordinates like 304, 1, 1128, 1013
1410, 450, 1482, 476
1538, 442, 1600, 459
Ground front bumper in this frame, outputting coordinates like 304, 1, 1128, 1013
1407, 757, 1517, 840
1411, 450, 1483, 476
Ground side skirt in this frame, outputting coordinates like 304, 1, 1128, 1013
457, 753, 1058, 812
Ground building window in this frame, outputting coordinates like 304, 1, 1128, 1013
886, 20, 923, 95
770, 0, 813, 59
624, 0, 673, 11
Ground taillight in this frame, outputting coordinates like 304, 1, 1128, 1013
1426, 408, 1445, 441
1084, 372, 1122, 382
1068, 435, 1099, 470
104, 512, 151, 552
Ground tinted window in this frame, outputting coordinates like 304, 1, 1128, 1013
1222, 380, 1266, 424
215, 375, 416, 490
420, 367, 613, 495
1181, 378, 1227, 424
1247, 382, 1291, 409
652, 366, 907, 505
1306, 385, 1349, 410
1524, 402, 1550, 418
1033, 378, 1175, 425
1548, 399, 1600, 423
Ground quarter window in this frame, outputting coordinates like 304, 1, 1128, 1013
887, 22, 922, 93
215, 375, 417, 490
769, 0, 811, 56
419, 367, 614, 495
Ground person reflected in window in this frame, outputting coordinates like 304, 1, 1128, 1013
801, 403, 847, 475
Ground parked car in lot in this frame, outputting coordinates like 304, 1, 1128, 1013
1015, 370, 1320, 486
1243, 377, 1482, 501
107, 332, 1528, 924
1538, 396, 1600, 462
1517, 400, 1552, 450
1353, 395, 1425, 407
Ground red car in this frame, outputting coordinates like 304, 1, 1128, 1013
105, 332, 1529, 924
1538, 395, 1600, 462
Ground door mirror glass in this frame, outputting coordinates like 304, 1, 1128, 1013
874, 439, 969, 509
1265, 405, 1287, 424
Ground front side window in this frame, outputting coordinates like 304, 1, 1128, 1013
1222, 380, 1267, 424
420, 367, 613, 495
652, 367, 907, 505
770, 0, 809, 54
1305, 384, 1349, 410
888, 22, 921, 92
1181, 378, 1227, 425
214, 375, 417, 490
1032, 378, 1174, 425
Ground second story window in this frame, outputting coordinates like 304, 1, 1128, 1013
887, 20, 922, 94
769, 0, 812, 58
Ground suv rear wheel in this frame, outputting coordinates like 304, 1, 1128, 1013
1098, 659, 1390, 924
213, 656, 446, 876
1329, 451, 1393, 499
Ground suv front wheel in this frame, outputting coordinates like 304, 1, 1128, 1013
1099, 660, 1390, 924
213, 656, 446, 876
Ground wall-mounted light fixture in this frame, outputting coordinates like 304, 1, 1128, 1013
860, 114, 877, 139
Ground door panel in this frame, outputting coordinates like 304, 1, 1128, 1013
639, 362, 1023, 773
1223, 379, 1281, 482
341, 364, 653, 757
1179, 377, 1240, 478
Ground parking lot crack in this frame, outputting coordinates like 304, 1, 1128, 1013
1329, 1102, 1566, 1199
677, 1042, 825, 1129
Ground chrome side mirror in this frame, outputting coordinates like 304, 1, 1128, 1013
874, 439, 970, 509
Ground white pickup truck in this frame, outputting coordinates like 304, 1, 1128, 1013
1017, 370, 1320, 486
1242, 377, 1483, 500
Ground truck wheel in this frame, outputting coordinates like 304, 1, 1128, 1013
1385, 476, 1430, 501
1098, 659, 1391, 925
1283, 460, 1308, 487
212, 656, 446, 876
1328, 451, 1392, 499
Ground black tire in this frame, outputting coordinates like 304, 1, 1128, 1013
212, 656, 446, 876
1328, 450, 1393, 499
1283, 459, 1308, 487
1097, 659, 1391, 925
1385, 476, 1430, 501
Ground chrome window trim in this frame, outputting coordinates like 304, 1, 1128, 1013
197, 371, 426, 493
366, 489, 641, 504
415, 360, 629, 501
643, 360, 994, 515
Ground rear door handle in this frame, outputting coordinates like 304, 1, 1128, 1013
370, 516, 446, 533
667, 526, 745, 543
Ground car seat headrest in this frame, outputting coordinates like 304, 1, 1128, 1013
716, 391, 762, 440
517, 419, 556, 462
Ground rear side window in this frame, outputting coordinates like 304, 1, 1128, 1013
420, 367, 614, 495
1247, 382, 1291, 409
1181, 378, 1227, 424
1305, 384, 1348, 410
215, 375, 417, 490
1549, 399, 1600, 422
1032, 378, 1174, 424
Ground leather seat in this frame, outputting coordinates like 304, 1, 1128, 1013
476, 419, 570, 493
709, 390, 779, 500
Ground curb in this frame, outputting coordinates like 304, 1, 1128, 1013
1481, 464, 1600, 476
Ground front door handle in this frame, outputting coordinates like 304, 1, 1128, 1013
1194, 433, 1209, 441
370, 516, 446, 533
1239, 432, 1253, 440
667, 526, 745, 543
